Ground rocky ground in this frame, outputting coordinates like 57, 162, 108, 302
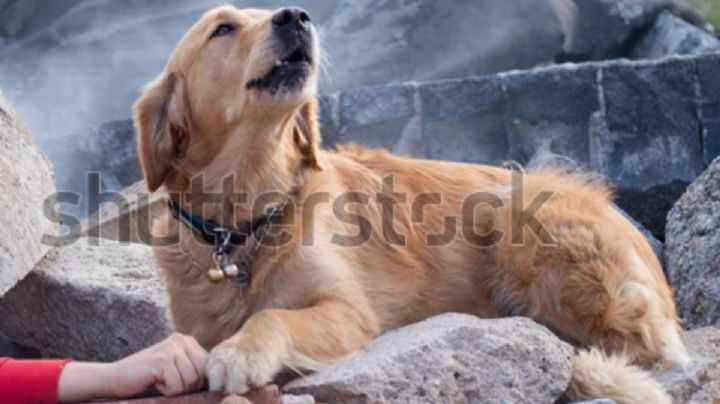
1, 0, 720, 403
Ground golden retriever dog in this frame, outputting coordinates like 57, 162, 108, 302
133, 6, 690, 403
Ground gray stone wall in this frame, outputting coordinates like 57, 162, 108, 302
318, 53, 720, 236
52, 53, 720, 237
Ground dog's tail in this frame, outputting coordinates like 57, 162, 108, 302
565, 349, 671, 404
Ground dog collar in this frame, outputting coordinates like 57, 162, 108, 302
167, 195, 292, 286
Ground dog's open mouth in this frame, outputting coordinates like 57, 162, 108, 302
246, 45, 313, 93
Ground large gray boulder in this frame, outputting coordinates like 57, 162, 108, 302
665, 157, 720, 329
562, 0, 710, 61
0, 238, 171, 361
631, 11, 720, 60
654, 325, 720, 403
285, 315, 573, 404
0, 90, 56, 297
319, 0, 568, 91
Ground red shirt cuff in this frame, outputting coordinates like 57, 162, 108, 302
0, 358, 72, 404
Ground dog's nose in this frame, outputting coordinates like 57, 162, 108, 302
272, 7, 311, 32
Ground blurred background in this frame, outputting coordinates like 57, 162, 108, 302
0, 0, 719, 239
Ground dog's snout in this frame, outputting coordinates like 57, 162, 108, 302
272, 7, 311, 32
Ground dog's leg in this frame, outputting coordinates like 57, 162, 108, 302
207, 299, 378, 394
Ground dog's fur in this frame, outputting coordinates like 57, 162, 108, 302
134, 6, 690, 402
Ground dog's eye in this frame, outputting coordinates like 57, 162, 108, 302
211, 23, 235, 38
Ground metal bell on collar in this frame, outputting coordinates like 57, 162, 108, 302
207, 267, 225, 283
222, 262, 240, 278
210, 249, 232, 283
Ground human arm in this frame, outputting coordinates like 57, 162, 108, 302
57, 333, 208, 402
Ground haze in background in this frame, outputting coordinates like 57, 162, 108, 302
0, 0, 338, 142
0, 0, 578, 144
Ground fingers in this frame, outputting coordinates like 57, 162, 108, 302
182, 336, 209, 390
155, 333, 209, 396
174, 347, 203, 391
155, 357, 185, 396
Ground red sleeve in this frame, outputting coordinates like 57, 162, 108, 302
0, 357, 72, 404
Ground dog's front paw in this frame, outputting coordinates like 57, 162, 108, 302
207, 338, 280, 394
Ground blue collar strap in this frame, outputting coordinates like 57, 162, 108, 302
167, 198, 282, 256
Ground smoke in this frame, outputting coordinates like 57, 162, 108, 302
0, 0, 338, 143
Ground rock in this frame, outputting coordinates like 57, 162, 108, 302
697, 54, 720, 165
101, 385, 282, 404
665, 157, 720, 329
615, 206, 664, 264
594, 57, 704, 237
78, 180, 169, 245
320, 0, 568, 91
654, 325, 720, 403
0, 334, 40, 358
562, 0, 709, 61
612, 181, 692, 241
502, 63, 600, 166
631, 11, 720, 60
335, 83, 418, 153
418, 76, 507, 164
280, 395, 315, 404
0, 90, 57, 297
571, 400, 617, 404
325, 54, 715, 238
285, 315, 573, 404
0, 238, 171, 361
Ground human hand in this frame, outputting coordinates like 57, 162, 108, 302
58, 333, 208, 402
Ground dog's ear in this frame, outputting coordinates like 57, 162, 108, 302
133, 73, 189, 192
293, 99, 324, 170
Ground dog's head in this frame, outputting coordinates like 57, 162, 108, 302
134, 6, 322, 193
